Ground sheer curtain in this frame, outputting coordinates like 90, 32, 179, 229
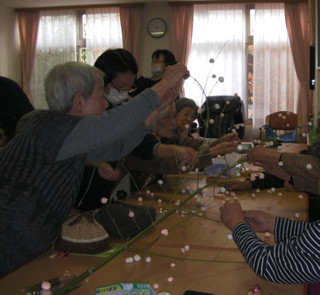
31, 10, 76, 109
184, 3, 246, 110
253, 3, 299, 137
86, 7, 123, 66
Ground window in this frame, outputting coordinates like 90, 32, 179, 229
31, 8, 122, 109
184, 3, 247, 116
76, 11, 87, 63
31, 10, 77, 109
184, 2, 298, 129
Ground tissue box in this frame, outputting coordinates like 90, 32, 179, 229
96, 282, 157, 295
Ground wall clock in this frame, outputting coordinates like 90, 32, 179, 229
147, 17, 167, 38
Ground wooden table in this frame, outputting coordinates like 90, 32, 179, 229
278, 142, 309, 153
0, 172, 308, 295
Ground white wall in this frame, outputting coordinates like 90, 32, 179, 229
0, 5, 21, 85
138, 2, 173, 78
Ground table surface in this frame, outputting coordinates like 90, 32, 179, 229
0, 143, 309, 295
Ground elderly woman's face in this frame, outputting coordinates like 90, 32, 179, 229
156, 104, 177, 138
80, 78, 109, 115
175, 106, 197, 132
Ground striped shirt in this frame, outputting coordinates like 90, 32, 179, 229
233, 217, 320, 284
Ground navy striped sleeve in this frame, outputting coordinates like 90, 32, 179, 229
274, 217, 309, 242
232, 220, 320, 284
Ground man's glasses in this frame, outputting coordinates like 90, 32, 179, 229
110, 81, 128, 93
110, 80, 137, 95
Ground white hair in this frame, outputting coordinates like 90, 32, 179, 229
45, 62, 105, 112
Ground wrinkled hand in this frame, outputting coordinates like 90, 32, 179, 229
151, 63, 189, 107
175, 146, 197, 165
97, 162, 121, 181
220, 200, 245, 230
210, 141, 239, 157
243, 210, 276, 234
221, 132, 240, 143
159, 89, 179, 110
162, 62, 190, 83
247, 146, 281, 170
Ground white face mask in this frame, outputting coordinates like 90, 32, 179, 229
106, 86, 128, 105
151, 64, 163, 76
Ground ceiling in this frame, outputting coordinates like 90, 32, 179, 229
1, 0, 174, 9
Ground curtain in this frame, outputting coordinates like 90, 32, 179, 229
170, 4, 194, 67
86, 7, 123, 66
284, 2, 312, 127
184, 3, 246, 109
18, 11, 40, 103
253, 3, 299, 137
120, 6, 141, 64
31, 10, 76, 109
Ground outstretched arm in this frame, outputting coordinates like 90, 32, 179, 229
220, 201, 320, 284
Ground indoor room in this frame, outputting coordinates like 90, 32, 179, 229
0, 0, 320, 294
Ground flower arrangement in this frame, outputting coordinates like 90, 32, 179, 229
189, 40, 229, 104
184, 41, 245, 140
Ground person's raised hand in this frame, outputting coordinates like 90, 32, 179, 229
151, 63, 189, 106
162, 62, 190, 83
159, 89, 179, 110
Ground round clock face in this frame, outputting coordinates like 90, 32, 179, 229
147, 18, 167, 38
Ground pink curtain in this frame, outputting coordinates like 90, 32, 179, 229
170, 4, 194, 67
120, 6, 141, 64
284, 2, 312, 126
18, 11, 40, 103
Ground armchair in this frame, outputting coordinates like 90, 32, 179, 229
260, 111, 305, 143
198, 95, 245, 139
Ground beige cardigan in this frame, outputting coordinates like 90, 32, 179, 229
281, 153, 320, 194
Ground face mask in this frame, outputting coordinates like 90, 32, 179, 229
106, 86, 128, 105
151, 64, 163, 76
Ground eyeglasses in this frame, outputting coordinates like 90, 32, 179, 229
110, 80, 138, 95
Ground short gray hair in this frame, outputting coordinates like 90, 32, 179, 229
175, 97, 198, 114
45, 62, 105, 112
150, 103, 176, 132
